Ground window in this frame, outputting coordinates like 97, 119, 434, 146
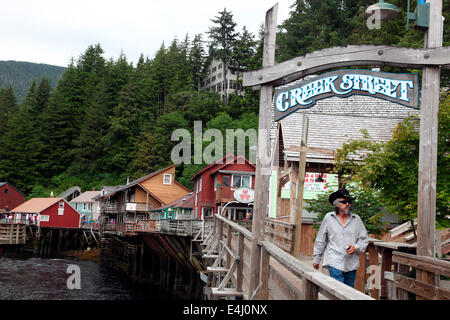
83, 203, 87, 211
163, 174, 172, 185
4, 189, 8, 194
231, 175, 251, 188
222, 176, 230, 187
232, 175, 241, 188
58, 202, 64, 215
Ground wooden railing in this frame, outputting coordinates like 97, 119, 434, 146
103, 204, 125, 214
159, 219, 203, 236
259, 240, 373, 300
215, 186, 235, 203
384, 251, 450, 300
202, 214, 373, 300
0, 223, 27, 245
265, 218, 295, 253
203, 214, 252, 298
126, 202, 152, 212
135, 219, 160, 233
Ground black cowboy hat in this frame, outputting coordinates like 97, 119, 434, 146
328, 188, 356, 205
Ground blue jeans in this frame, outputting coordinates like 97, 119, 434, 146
328, 266, 357, 288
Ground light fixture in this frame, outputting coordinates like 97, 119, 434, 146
365, 0, 430, 31
406, 0, 430, 31
365, 0, 400, 21
315, 163, 324, 183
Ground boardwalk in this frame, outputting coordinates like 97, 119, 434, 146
200, 215, 450, 300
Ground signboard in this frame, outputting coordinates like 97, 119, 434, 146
274, 69, 419, 121
279, 173, 339, 199
126, 203, 137, 211
233, 188, 255, 204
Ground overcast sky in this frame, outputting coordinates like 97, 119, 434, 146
1, 0, 293, 67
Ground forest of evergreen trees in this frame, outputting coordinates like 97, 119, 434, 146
0, 1, 448, 198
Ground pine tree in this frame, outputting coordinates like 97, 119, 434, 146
0, 85, 18, 131
189, 34, 207, 91
208, 8, 239, 104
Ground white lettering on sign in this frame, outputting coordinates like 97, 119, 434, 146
275, 71, 416, 116
274, 70, 419, 121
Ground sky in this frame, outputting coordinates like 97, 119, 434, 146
1, 0, 293, 67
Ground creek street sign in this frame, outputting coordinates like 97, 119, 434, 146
274, 69, 419, 121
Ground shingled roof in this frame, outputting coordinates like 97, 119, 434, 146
270, 92, 420, 164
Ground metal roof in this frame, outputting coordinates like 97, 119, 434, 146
11, 198, 63, 213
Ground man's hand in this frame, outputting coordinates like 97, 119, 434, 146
346, 245, 356, 255
313, 263, 319, 270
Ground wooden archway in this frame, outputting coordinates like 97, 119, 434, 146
243, 1, 449, 298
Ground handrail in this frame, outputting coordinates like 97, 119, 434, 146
265, 218, 295, 228
259, 240, 374, 300
215, 214, 252, 240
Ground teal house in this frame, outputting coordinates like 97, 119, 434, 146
69, 190, 101, 223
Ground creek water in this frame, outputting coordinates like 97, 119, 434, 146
0, 254, 169, 300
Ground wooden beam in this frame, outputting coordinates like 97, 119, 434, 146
417, 0, 441, 259
292, 114, 308, 258
288, 162, 298, 225
248, 3, 278, 299
394, 273, 450, 300
243, 45, 450, 87
392, 251, 450, 277
285, 146, 336, 156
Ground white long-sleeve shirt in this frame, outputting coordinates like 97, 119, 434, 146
313, 211, 369, 272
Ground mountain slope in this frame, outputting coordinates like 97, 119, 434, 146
0, 60, 66, 103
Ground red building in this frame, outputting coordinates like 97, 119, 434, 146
0, 182, 26, 214
11, 198, 81, 228
191, 154, 256, 220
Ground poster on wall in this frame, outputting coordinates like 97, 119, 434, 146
269, 171, 339, 218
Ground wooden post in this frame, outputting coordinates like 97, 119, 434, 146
236, 233, 244, 294
248, 4, 277, 299
259, 247, 270, 299
293, 114, 308, 258
289, 162, 299, 224
416, 0, 442, 294
226, 224, 232, 269
302, 278, 319, 300
368, 244, 379, 299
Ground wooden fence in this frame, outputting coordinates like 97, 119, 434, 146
385, 251, 450, 300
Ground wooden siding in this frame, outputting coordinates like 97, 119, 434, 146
0, 183, 25, 212
140, 166, 190, 205
39, 201, 81, 228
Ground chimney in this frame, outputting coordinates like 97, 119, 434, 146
127, 177, 130, 185
50, 191, 54, 198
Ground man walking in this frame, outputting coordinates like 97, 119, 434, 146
312, 188, 369, 288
